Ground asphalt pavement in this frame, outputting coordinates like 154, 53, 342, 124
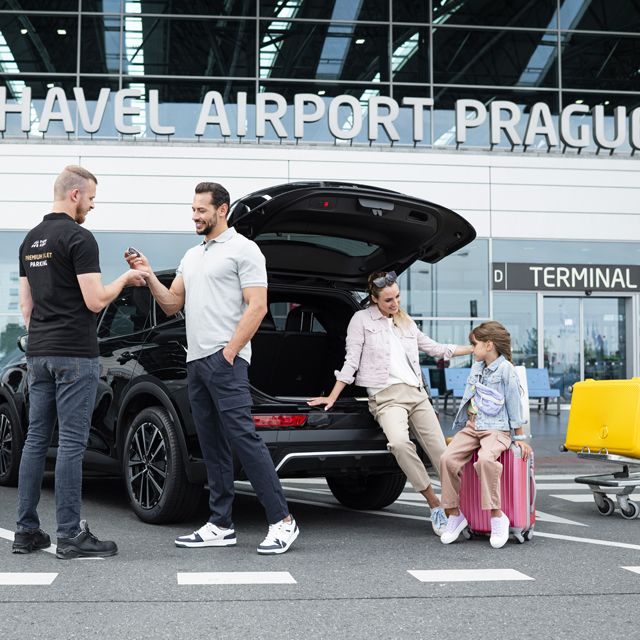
1, 409, 639, 640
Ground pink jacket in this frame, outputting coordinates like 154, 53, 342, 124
334, 306, 456, 388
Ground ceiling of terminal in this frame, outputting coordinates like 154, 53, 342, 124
0, 1, 638, 108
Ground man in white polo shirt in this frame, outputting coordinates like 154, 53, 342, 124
127, 182, 298, 555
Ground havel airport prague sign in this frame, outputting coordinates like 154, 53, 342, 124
1, 87, 640, 152
493, 263, 640, 292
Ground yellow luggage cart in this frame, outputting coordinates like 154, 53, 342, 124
562, 378, 640, 519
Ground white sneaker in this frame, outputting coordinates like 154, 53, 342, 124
489, 513, 510, 549
257, 517, 299, 555
440, 512, 468, 545
430, 507, 448, 537
175, 522, 237, 548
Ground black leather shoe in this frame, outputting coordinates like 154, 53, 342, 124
12, 529, 51, 554
56, 520, 118, 559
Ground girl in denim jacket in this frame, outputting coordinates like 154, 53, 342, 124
309, 271, 472, 536
439, 320, 532, 549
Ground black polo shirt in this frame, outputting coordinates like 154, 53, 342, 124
19, 213, 101, 357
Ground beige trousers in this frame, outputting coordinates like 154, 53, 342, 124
368, 383, 446, 492
440, 422, 512, 511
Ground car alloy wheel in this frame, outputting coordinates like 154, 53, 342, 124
123, 406, 202, 524
126, 418, 168, 510
0, 405, 21, 486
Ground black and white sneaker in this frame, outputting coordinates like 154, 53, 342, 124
257, 517, 299, 555
175, 522, 237, 548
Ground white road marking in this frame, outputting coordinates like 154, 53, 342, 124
177, 572, 296, 585
550, 494, 616, 503
0, 527, 57, 555
534, 531, 640, 551
0, 573, 57, 586
621, 566, 640, 575
235, 489, 428, 522
535, 483, 592, 491
409, 569, 534, 583
534, 510, 587, 527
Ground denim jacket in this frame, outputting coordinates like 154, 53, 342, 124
334, 306, 456, 388
451, 355, 525, 433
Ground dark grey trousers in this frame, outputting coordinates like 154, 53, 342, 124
187, 350, 289, 528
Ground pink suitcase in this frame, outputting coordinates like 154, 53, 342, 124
459, 445, 536, 544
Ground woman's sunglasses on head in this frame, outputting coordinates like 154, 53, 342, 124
372, 271, 397, 288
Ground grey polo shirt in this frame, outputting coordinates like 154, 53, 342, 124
176, 226, 267, 364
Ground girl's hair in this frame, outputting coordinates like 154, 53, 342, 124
366, 271, 411, 326
470, 320, 513, 362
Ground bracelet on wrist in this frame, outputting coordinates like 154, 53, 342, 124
512, 434, 531, 441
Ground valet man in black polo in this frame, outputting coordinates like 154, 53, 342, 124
14, 165, 147, 559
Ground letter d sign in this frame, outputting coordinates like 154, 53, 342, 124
492, 263, 506, 290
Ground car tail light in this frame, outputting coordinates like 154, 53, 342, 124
252, 415, 307, 428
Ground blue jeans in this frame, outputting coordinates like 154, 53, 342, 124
187, 350, 289, 528
17, 356, 99, 539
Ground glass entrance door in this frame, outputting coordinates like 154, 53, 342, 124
543, 297, 628, 400
543, 298, 580, 401
583, 298, 627, 380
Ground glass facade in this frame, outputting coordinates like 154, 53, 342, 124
1, 2, 639, 387
0, 1, 637, 149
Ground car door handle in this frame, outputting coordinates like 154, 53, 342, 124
117, 351, 137, 364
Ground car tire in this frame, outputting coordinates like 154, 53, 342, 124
123, 406, 202, 524
0, 403, 22, 487
326, 471, 406, 510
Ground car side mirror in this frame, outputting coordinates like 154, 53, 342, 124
17, 334, 28, 353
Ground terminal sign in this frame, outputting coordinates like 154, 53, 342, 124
492, 262, 640, 292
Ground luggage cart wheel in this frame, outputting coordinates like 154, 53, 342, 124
595, 496, 615, 516
524, 530, 534, 541
620, 501, 639, 520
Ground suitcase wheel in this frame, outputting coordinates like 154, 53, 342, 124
514, 533, 525, 544
524, 530, 534, 541
595, 495, 615, 517
461, 527, 472, 540
620, 500, 639, 520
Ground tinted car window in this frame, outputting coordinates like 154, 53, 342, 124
98, 288, 152, 339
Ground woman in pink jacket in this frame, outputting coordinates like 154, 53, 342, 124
308, 271, 473, 536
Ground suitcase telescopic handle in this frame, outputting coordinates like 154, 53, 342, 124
530, 476, 537, 514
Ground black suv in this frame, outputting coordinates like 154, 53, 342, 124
0, 182, 475, 524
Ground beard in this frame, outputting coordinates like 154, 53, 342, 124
196, 217, 216, 236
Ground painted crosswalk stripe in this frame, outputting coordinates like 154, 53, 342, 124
534, 483, 589, 491
408, 569, 534, 583
177, 571, 297, 585
0, 573, 57, 586
550, 494, 616, 503
622, 567, 640, 575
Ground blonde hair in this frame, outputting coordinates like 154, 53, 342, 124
54, 165, 98, 200
366, 271, 411, 326
469, 320, 513, 362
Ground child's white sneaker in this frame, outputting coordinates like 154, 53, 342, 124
440, 512, 468, 544
489, 513, 510, 549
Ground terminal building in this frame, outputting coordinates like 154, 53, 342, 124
0, 1, 639, 402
